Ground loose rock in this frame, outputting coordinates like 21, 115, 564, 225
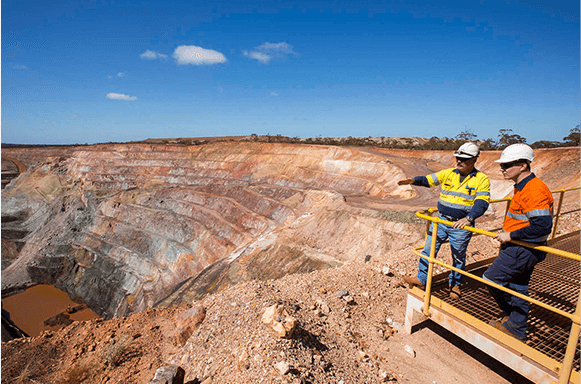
261, 305, 297, 338
343, 295, 355, 304
275, 361, 290, 375
404, 344, 416, 358
149, 365, 185, 384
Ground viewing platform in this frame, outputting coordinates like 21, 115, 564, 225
405, 187, 580, 384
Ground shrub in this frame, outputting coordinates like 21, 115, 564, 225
64, 360, 97, 383
101, 335, 130, 367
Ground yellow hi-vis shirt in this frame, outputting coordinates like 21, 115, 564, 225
427, 168, 490, 217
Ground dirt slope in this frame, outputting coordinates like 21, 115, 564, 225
7, 250, 567, 384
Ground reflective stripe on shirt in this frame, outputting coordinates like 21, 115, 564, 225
439, 199, 473, 212
428, 173, 439, 187
431, 168, 490, 218
507, 212, 529, 221
527, 209, 552, 218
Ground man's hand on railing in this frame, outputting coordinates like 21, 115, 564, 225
451, 217, 472, 229
494, 231, 511, 244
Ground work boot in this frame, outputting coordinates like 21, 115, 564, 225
403, 276, 425, 289
449, 285, 461, 300
488, 319, 526, 341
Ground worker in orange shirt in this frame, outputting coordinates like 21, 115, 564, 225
484, 144, 553, 341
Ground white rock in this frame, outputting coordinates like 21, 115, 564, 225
275, 361, 290, 375
379, 370, 397, 382
316, 300, 331, 314
404, 344, 416, 358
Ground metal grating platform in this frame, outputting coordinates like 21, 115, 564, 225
429, 230, 580, 373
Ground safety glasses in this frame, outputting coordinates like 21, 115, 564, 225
500, 161, 522, 170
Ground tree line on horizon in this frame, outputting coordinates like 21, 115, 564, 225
2, 126, 579, 150
456, 126, 580, 150
251, 125, 580, 150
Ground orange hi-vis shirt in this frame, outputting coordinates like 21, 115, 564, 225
504, 174, 554, 243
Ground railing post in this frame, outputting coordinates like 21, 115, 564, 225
504, 198, 511, 218
558, 289, 581, 384
424, 209, 436, 240
552, 190, 565, 239
422, 221, 438, 316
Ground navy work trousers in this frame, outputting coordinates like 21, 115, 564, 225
483, 242, 546, 339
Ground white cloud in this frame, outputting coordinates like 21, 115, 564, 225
12, 65, 28, 70
243, 42, 297, 64
243, 50, 271, 64
106, 93, 137, 101
173, 45, 227, 65
270, 92, 278, 96
257, 42, 295, 54
140, 50, 168, 60
117, 72, 125, 77
107, 75, 114, 79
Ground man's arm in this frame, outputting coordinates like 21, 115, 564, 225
452, 199, 489, 228
397, 176, 430, 187
510, 215, 552, 240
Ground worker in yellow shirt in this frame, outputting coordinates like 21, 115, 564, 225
399, 142, 490, 299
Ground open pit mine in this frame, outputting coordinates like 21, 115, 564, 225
2, 141, 580, 328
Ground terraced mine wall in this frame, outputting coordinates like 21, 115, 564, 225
1, 142, 579, 320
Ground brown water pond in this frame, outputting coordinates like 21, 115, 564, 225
2, 284, 100, 337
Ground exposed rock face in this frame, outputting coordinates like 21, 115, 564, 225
175, 304, 206, 346
1, 309, 28, 341
1, 142, 579, 321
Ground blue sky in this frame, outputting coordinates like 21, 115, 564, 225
2, 0, 579, 145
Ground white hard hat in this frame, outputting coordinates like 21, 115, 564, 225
495, 143, 534, 163
454, 142, 480, 158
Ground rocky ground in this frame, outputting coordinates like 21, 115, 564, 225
2, 213, 580, 384
0, 259, 523, 384
3, 205, 578, 384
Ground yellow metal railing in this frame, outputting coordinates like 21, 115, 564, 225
551, 187, 581, 239
413, 186, 580, 384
